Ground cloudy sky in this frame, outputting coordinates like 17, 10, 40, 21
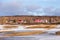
0, 0, 60, 16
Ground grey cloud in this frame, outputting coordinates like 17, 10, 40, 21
26, 5, 40, 12
53, 8, 60, 16
43, 7, 60, 16
0, 2, 25, 16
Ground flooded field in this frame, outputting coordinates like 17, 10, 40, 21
0, 24, 60, 40
0, 33, 60, 40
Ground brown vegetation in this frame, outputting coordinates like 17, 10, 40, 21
26, 24, 57, 29
3, 26, 18, 29
5, 31, 45, 36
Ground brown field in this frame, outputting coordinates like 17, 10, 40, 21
5, 30, 45, 36
3, 26, 18, 29
23, 24, 57, 29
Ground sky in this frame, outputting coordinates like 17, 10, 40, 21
0, 0, 60, 16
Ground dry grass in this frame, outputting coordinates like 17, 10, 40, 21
55, 31, 60, 35
3, 26, 18, 29
26, 24, 57, 29
5, 31, 45, 36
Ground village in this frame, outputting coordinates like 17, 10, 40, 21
0, 16, 60, 25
